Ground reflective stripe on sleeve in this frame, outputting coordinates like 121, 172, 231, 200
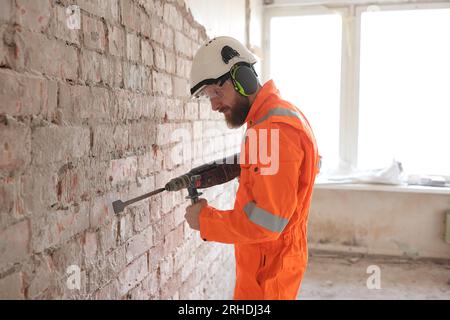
243, 201, 289, 233
253, 108, 302, 126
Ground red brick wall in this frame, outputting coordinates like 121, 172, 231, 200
0, 0, 240, 299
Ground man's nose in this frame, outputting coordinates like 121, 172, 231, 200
210, 98, 222, 112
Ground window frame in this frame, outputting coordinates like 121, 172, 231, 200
263, 1, 450, 179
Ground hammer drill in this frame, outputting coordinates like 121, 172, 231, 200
112, 153, 241, 214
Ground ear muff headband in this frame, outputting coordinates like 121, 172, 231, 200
230, 63, 258, 97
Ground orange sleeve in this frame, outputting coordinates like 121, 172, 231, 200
199, 123, 304, 244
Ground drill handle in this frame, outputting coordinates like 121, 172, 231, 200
186, 175, 203, 204
187, 186, 201, 204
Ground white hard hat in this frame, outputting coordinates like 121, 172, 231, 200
190, 36, 257, 96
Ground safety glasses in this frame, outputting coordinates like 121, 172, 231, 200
197, 85, 225, 100
196, 75, 231, 100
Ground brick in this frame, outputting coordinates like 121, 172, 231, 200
108, 24, 125, 57
95, 279, 120, 300
162, 27, 174, 51
0, 0, 13, 22
0, 176, 27, 230
14, 0, 52, 32
108, 56, 125, 88
113, 89, 132, 121
128, 120, 157, 151
137, 150, 161, 177
51, 5, 80, 45
126, 282, 148, 300
142, 270, 159, 298
80, 50, 123, 87
126, 33, 140, 63
156, 123, 175, 145
19, 30, 78, 80
32, 126, 90, 165
55, 162, 89, 206
141, 39, 154, 67
153, 46, 165, 70
119, 213, 133, 243
139, 10, 151, 38
173, 205, 186, 227
123, 62, 149, 92
78, 0, 120, 22
150, 15, 163, 45
152, 219, 164, 245
89, 246, 126, 291
0, 25, 11, 67
184, 102, 199, 120
0, 219, 30, 269
163, 224, 184, 256
0, 122, 30, 172
80, 49, 103, 84
125, 227, 153, 263
98, 218, 118, 254
83, 159, 109, 195
59, 84, 110, 124
20, 165, 58, 217
165, 51, 176, 74
82, 14, 106, 52
176, 56, 191, 79
175, 31, 192, 57
163, 3, 182, 31
152, 70, 172, 95
172, 76, 189, 98
181, 256, 195, 282
32, 203, 89, 253
0, 69, 57, 117
0, 272, 24, 299
118, 254, 148, 296
89, 194, 115, 229
131, 204, 151, 233
162, 212, 175, 235
84, 231, 98, 265
146, 0, 164, 18
183, 19, 199, 41
120, 0, 141, 32
27, 255, 53, 298
106, 156, 138, 186
159, 256, 173, 287
160, 271, 180, 299
92, 124, 129, 157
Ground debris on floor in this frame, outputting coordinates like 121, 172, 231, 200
299, 252, 450, 299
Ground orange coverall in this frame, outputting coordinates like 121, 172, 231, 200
199, 80, 319, 300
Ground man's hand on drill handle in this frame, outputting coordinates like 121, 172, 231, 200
185, 198, 208, 231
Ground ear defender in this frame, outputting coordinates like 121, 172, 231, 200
230, 63, 258, 97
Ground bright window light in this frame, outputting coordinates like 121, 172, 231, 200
358, 8, 450, 176
270, 14, 342, 171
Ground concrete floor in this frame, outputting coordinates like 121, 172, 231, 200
299, 252, 450, 300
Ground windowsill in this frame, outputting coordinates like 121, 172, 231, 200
314, 181, 450, 195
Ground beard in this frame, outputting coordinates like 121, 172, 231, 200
223, 94, 251, 129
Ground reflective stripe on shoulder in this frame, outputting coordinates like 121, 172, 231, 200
243, 201, 289, 233
253, 107, 302, 126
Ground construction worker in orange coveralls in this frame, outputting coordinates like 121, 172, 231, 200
185, 36, 320, 300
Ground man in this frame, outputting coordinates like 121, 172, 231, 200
185, 36, 320, 300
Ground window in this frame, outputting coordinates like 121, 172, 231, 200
265, 3, 450, 178
269, 14, 342, 172
358, 8, 450, 175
